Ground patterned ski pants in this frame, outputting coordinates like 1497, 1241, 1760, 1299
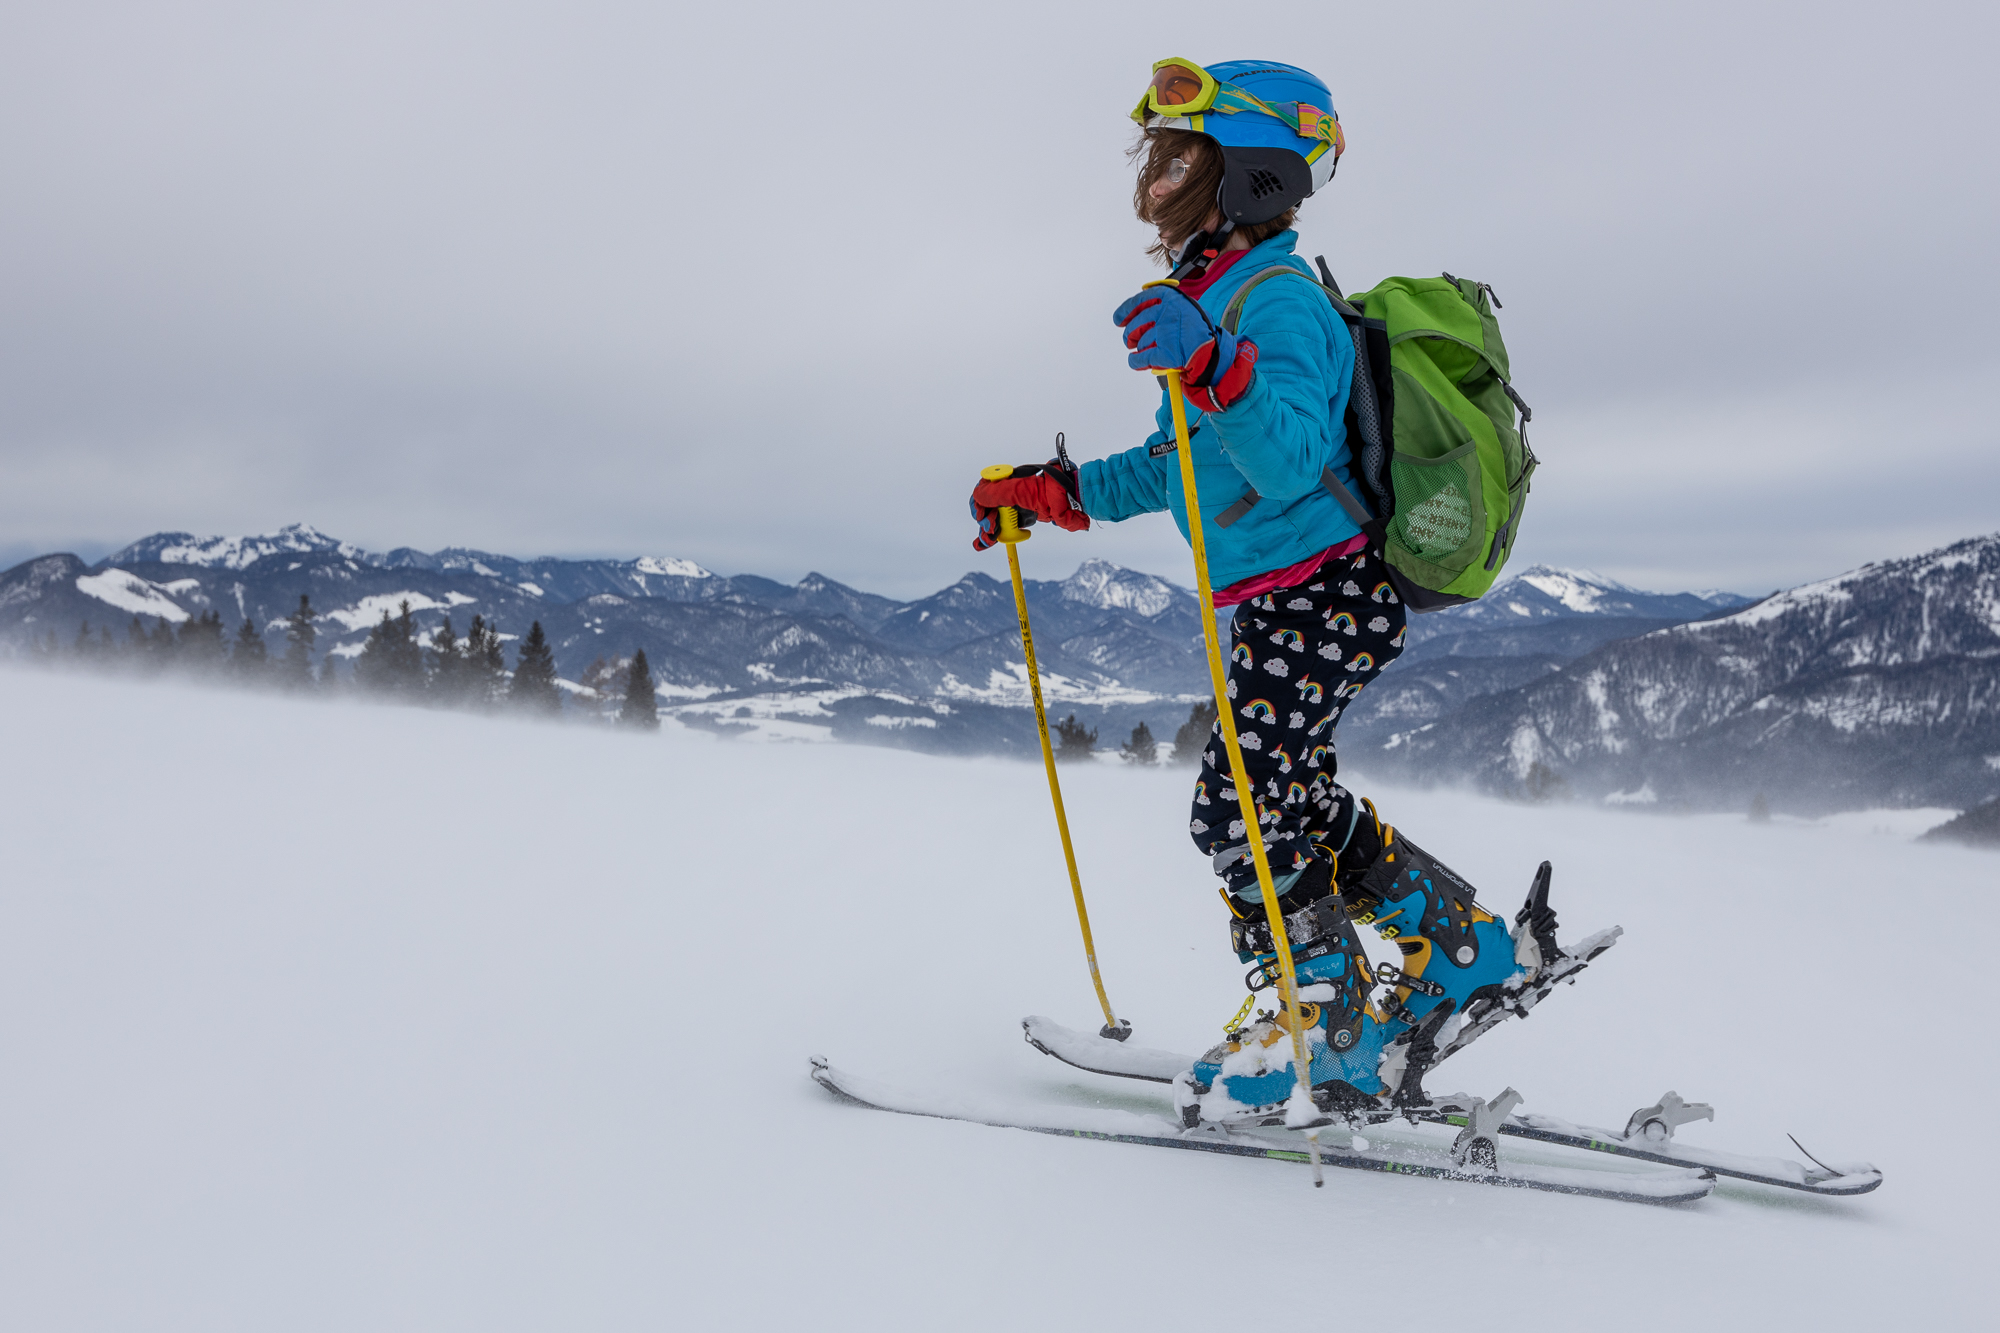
1188, 548, 1407, 897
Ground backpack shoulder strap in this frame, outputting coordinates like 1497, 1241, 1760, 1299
1219, 264, 1327, 334
1210, 264, 1389, 543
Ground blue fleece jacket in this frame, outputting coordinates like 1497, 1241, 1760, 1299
1079, 231, 1358, 588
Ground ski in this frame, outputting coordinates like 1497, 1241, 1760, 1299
810, 1057, 1714, 1206
1020, 1018, 1882, 1196
1430, 1107, 1882, 1196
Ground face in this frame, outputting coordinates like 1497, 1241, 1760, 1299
1147, 150, 1220, 249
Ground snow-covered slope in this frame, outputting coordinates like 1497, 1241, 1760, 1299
0, 669, 1987, 1330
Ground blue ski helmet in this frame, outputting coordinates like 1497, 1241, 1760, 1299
1133, 59, 1342, 227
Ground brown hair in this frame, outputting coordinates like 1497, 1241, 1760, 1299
1130, 129, 1299, 266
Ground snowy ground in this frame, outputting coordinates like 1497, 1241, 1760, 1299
0, 670, 1990, 1331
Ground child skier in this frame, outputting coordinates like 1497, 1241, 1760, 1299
969, 59, 1541, 1122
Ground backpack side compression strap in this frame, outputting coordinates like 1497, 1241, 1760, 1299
1214, 467, 1376, 530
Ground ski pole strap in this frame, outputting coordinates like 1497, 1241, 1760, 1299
1231, 895, 1352, 962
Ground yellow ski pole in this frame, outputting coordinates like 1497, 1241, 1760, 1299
981, 465, 1130, 1041
1160, 370, 1324, 1185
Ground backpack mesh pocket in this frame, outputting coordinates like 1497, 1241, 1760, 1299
1389, 441, 1484, 570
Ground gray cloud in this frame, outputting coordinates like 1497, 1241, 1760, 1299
2, 1, 1994, 597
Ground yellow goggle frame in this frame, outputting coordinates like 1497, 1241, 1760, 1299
1130, 58, 1220, 124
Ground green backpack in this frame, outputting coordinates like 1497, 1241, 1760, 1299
1215, 262, 1537, 610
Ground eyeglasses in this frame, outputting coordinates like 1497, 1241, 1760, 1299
1164, 157, 1190, 186
1130, 59, 1220, 124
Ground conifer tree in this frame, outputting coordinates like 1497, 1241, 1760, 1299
430, 613, 466, 704
509, 621, 561, 714
231, 617, 269, 678
282, 595, 317, 687
1054, 713, 1097, 763
1119, 720, 1158, 765
620, 649, 660, 730
464, 615, 506, 706
1171, 699, 1218, 765
149, 616, 179, 663
180, 610, 226, 670
355, 600, 422, 697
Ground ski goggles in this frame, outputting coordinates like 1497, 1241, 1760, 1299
1131, 59, 1220, 121
1130, 58, 1345, 159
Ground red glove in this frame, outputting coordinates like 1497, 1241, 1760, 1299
1182, 339, 1260, 414
970, 464, 1088, 551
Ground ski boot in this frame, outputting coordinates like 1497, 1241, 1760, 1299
1178, 858, 1403, 1127
1337, 800, 1526, 1032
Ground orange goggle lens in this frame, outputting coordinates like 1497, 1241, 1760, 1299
1131, 58, 1218, 124
1149, 63, 1209, 108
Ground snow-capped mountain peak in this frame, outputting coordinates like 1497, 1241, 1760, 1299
633, 556, 711, 579
108, 523, 370, 571
1514, 566, 1636, 613
1445, 564, 1752, 627
1059, 558, 1182, 618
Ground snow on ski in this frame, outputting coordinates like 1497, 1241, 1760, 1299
809, 1057, 1715, 1206
1020, 1017, 1881, 1196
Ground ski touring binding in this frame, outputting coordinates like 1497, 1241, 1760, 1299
1437, 1087, 1524, 1171
1624, 1091, 1715, 1143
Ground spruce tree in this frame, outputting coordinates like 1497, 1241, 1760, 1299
1171, 699, 1218, 765
231, 616, 269, 678
429, 613, 466, 704
1054, 713, 1097, 763
181, 610, 226, 671
464, 615, 506, 706
620, 648, 660, 731
355, 600, 422, 697
282, 594, 317, 687
1119, 720, 1158, 765
150, 616, 180, 664
509, 620, 561, 714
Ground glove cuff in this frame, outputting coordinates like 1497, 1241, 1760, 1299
1185, 340, 1259, 414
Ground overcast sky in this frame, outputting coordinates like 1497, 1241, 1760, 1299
2, 1, 1994, 598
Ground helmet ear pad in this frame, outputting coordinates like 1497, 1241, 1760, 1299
1217, 145, 1313, 226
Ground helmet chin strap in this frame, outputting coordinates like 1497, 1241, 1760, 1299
1167, 219, 1235, 283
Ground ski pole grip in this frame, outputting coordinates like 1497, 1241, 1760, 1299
981, 464, 1029, 544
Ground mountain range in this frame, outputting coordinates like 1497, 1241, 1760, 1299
1368, 533, 2000, 814
4, 523, 1994, 817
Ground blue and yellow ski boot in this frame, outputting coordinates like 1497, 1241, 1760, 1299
1178, 856, 1403, 1127
1339, 800, 1527, 1041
